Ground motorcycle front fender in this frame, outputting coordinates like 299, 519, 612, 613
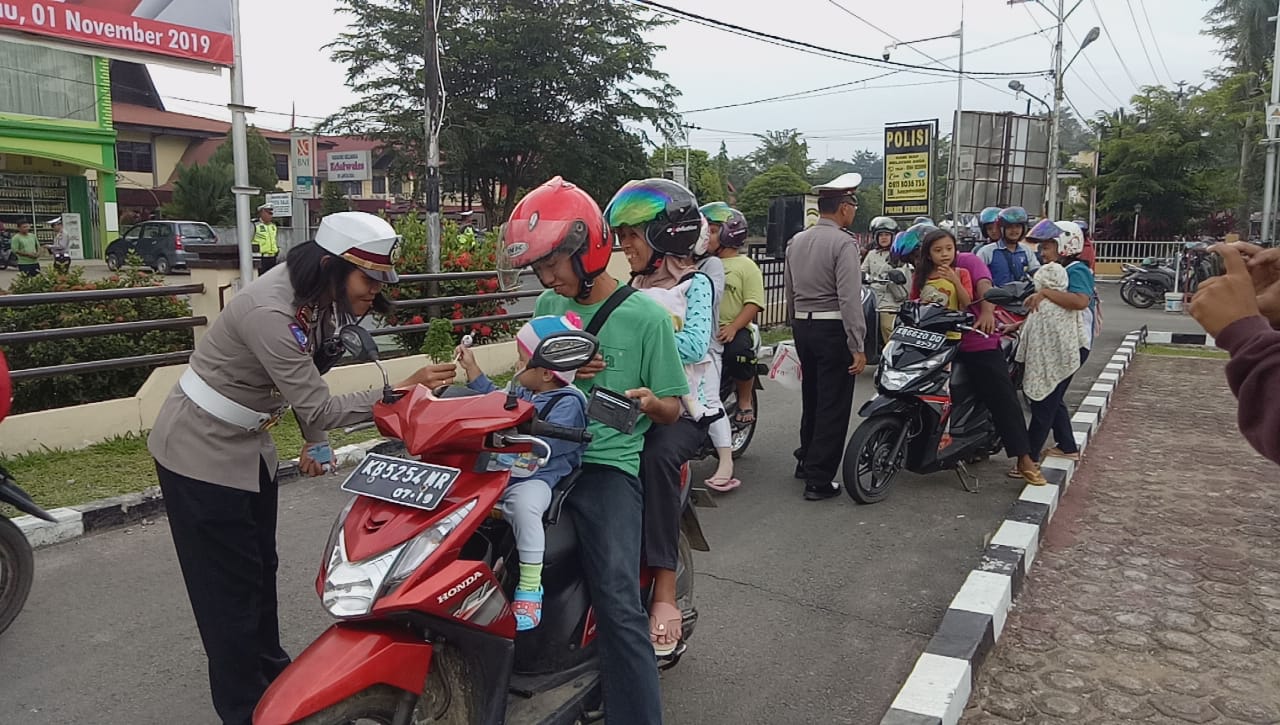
858, 395, 916, 419
253, 623, 433, 725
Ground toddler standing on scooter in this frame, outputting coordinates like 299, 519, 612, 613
456, 314, 590, 631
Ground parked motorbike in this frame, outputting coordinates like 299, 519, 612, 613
1120, 256, 1175, 309
254, 326, 704, 725
841, 287, 1028, 505
692, 331, 770, 463
0, 348, 57, 636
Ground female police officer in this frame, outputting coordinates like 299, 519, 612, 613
147, 212, 457, 725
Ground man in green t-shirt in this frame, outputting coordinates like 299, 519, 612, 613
704, 206, 765, 425
501, 177, 686, 725
10, 222, 41, 277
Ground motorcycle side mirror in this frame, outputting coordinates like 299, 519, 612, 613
887, 269, 907, 285
339, 325, 380, 363
529, 331, 600, 373
339, 324, 396, 403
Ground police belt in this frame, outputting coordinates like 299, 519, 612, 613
796, 310, 844, 321
179, 368, 287, 432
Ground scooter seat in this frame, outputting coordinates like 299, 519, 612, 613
543, 469, 581, 527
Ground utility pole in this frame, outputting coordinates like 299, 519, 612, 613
1047, 0, 1065, 221
1260, 6, 1280, 244
229, 0, 258, 285
425, 0, 442, 282
948, 0, 966, 235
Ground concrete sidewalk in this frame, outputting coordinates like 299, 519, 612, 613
963, 354, 1280, 723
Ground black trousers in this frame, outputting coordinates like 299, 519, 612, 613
955, 348, 1031, 459
722, 327, 757, 382
640, 417, 704, 571
156, 461, 291, 725
793, 319, 857, 485
1028, 348, 1090, 461
258, 255, 278, 274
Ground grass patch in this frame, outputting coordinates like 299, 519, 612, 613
1, 412, 384, 517
1140, 344, 1228, 360
761, 325, 793, 346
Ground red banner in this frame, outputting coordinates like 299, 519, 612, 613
0, 0, 234, 67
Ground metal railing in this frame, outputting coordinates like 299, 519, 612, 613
0, 283, 206, 382
1092, 240, 1186, 265
749, 245, 789, 328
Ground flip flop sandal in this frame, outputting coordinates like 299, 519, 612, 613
650, 602, 683, 657
1021, 468, 1048, 486
1006, 468, 1025, 479
705, 476, 742, 492
512, 587, 543, 632
732, 409, 756, 426
1044, 447, 1081, 461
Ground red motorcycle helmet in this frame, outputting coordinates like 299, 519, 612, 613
499, 177, 612, 299
0, 349, 11, 423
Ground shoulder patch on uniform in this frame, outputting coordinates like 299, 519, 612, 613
288, 323, 309, 352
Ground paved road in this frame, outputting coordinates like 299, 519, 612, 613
0, 286, 1204, 724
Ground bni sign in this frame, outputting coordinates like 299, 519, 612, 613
328, 151, 372, 182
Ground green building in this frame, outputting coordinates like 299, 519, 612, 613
0, 40, 118, 258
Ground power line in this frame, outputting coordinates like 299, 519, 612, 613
822, 0, 1018, 99
1136, 0, 1175, 85
1065, 25, 1126, 107
1122, 0, 1166, 85
1089, 0, 1142, 89
679, 29, 1051, 115
629, 0, 1047, 78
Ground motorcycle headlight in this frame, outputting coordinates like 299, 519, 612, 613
880, 355, 949, 392
321, 498, 478, 618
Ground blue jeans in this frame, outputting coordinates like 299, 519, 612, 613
566, 463, 663, 725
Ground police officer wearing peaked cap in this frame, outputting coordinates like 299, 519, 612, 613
147, 211, 458, 725
784, 172, 868, 500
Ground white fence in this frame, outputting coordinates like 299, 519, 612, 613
1092, 240, 1184, 265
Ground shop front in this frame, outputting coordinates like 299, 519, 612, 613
0, 43, 118, 259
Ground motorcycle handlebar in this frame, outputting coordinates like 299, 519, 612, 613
527, 419, 594, 444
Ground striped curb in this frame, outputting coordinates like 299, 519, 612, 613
13, 438, 388, 549
881, 326, 1151, 725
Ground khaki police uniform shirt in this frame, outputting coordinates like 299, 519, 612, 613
147, 265, 381, 492
784, 217, 867, 357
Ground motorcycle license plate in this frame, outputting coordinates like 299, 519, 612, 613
340, 453, 461, 512
890, 326, 946, 351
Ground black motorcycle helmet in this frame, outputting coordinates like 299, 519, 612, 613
605, 178, 703, 272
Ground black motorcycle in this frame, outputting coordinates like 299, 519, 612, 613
843, 295, 1025, 505
1120, 256, 1175, 309
0, 466, 56, 634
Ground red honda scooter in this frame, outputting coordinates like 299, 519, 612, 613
254, 326, 703, 725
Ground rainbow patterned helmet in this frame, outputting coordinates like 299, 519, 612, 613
700, 202, 749, 248
890, 222, 937, 263
1027, 218, 1062, 241
605, 178, 702, 258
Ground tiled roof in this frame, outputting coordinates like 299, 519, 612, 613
112, 102, 293, 141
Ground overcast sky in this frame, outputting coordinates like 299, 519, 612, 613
149, 0, 1221, 162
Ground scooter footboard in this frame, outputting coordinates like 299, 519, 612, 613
254, 623, 433, 725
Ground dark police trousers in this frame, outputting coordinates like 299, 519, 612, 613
793, 318, 857, 485
156, 460, 291, 725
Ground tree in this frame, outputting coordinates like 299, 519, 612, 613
164, 162, 234, 225
326, 0, 680, 220
737, 165, 811, 234
853, 184, 884, 231
1094, 89, 1214, 237
748, 129, 812, 178
321, 180, 351, 215
208, 126, 280, 211
1203, 0, 1274, 232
